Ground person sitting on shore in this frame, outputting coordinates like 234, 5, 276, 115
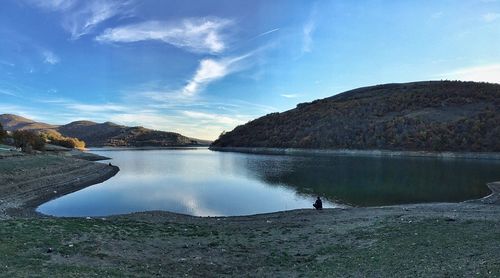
313, 197, 323, 210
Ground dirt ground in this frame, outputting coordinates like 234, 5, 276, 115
0, 153, 499, 277
0, 153, 118, 219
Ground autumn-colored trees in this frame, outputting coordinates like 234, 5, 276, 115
41, 132, 86, 149
12, 130, 45, 153
212, 81, 500, 152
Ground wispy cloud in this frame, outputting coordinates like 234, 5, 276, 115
140, 53, 254, 100
181, 110, 252, 139
96, 18, 232, 53
0, 60, 15, 67
67, 103, 127, 113
107, 111, 233, 140
302, 20, 315, 53
26, 0, 133, 39
482, 12, 500, 22
280, 93, 301, 98
439, 64, 500, 84
182, 54, 251, 96
182, 59, 228, 96
300, 3, 318, 54
65, 1, 134, 39
0, 103, 44, 122
254, 28, 280, 38
0, 89, 18, 97
42, 50, 60, 64
110, 112, 175, 129
26, 0, 76, 11
38, 97, 70, 104
182, 111, 247, 126
36, 97, 128, 116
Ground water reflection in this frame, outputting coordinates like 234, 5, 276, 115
37, 148, 500, 217
239, 154, 500, 206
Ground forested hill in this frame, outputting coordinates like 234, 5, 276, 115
211, 81, 500, 152
57, 121, 202, 147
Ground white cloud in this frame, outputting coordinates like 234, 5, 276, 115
110, 113, 173, 129
0, 104, 42, 121
27, 0, 133, 39
280, 93, 301, 98
0, 89, 17, 97
64, 1, 133, 39
27, 0, 76, 11
181, 53, 253, 97
0, 60, 15, 67
182, 59, 228, 96
302, 20, 315, 53
482, 12, 500, 22
182, 111, 247, 126
181, 111, 252, 139
67, 103, 127, 113
300, 4, 318, 54
42, 50, 60, 64
96, 18, 232, 53
254, 28, 280, 38
108, 111, 231, 139
38, 97, 69, 104
439, 64, 500, 84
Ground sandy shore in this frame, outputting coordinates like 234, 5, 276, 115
0, 152, 499, 276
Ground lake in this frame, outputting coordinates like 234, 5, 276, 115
37, 148, 500, 217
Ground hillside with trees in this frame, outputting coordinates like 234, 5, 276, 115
212, 81, 500, 152
58, 121, 206, 147
0, 114, 211, 148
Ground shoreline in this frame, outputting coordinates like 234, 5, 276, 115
1, 152, 500, 276
209, 146, 500, 160
25, 164, 120, 218
0, 154, 119, 219
86, 146, 208, 151
0, 150, 498, 220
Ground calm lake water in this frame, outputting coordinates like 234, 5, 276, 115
37, 148, 500, 217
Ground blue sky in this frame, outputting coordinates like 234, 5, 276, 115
1, 0, 499, 139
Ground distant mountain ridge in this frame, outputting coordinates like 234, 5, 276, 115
0, 114, 56, 131
212, 81, 500, 152
0, 114, 211, 147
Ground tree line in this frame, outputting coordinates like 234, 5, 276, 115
0, 123, 85, 153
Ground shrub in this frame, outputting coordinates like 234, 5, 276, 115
51, 137, 86, 149
12, 130, 45, 153
0, 123, 6, 143
40, 131, 86, 149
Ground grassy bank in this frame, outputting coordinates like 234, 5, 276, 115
1, 205, 499, 277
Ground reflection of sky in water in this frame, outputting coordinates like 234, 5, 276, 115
38, 148, 500, 217
38, 149, 340, 217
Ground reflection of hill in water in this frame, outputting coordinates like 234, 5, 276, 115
240, 155, 500, 206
